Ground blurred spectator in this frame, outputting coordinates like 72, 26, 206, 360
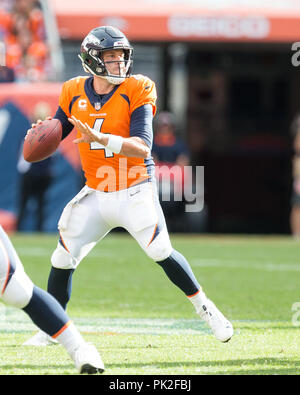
290, 113, 300, 238
0, 6, 13, 37
17, 102, 53, 232
17, 155, 53, 231
152, 111, 190, 166
0, 0, 49, 82
0, 65, 14, 81
152, 111, 190, 231
0, 21, 15, 82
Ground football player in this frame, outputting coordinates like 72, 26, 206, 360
25, 26, 233, 347
0, 225, 104, 374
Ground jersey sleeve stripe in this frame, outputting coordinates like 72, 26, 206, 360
120, 94, 130, 106
69, 95, 81, 114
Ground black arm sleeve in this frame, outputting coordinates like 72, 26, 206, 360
130, 104, 154, 148
53, 106, 74, 140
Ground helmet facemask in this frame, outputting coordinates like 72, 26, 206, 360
79, 42, 133, 85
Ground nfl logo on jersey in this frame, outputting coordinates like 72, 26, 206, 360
95, 102, 101, 110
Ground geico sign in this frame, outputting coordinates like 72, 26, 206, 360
168, 16, 270, 39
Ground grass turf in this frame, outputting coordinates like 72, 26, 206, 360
0, 232, 299, 375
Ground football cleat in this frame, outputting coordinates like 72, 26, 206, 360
23, 330, 58, 346
72, 343, 105, 374
198, 299, 233, 342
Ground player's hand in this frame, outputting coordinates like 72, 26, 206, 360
69, 116, 103, 144
31, 116, 52, 129
25, 116, 52, 140
69, 116, 93, 144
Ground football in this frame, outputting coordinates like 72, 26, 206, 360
23, 118, 62, 163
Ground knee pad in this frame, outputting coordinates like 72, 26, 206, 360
2, 266, 33, 309
146, 228, 173, 262
51, 243, 79, 270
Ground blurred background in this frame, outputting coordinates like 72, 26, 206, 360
1, 0, 300, 235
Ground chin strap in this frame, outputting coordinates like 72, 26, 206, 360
78, 55, 127, 85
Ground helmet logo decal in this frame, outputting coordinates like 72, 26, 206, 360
114, 41, 125, 47
82, 34, 101, 50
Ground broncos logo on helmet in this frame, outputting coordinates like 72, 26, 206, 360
78, 26, 133, 85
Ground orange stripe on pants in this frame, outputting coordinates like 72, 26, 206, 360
59, 232, 70, 253
1, 261, 11, 295
147, 223, 158, 247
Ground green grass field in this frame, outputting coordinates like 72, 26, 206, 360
0, 232, 299, 375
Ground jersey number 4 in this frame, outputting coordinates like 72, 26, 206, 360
89, 118, 114, 158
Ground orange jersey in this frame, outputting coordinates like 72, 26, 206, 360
58, 74, 157, 192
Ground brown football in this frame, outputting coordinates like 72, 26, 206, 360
23, 119, 62, 163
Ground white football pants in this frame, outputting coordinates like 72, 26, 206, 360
0, 226, 33, 308
51, 182, 173, 270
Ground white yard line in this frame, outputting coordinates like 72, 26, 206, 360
0, 308, 208, 335
191, 259, 300, 272
16, 248, 300, 271
0, 306, 288, 336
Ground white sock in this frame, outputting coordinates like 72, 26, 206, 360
188, 290, 208, 314
54, 321, 85, 357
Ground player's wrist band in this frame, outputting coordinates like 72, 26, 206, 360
106, 135, 123, 154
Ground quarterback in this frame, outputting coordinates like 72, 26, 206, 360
25, 26, 233, 348
0, 225, 104, 373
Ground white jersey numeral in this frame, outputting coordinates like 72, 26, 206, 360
89, 118, 114, 158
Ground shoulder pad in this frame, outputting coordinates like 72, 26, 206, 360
128, 74, 155, 89
63, 76, 88, 93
